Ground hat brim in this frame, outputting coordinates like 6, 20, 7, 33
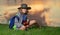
18, 7, 31, 10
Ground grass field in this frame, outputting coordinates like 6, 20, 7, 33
0, 24, 60, 35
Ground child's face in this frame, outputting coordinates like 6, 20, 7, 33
19, 9, 27, 14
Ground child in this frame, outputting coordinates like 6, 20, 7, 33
9, 4, 36, 30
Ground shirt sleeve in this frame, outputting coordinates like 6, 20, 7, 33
14, 17, 23, 28
15, 18, 19, 23
14, 18, 20, 27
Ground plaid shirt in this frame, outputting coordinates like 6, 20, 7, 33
14, 12, 27, 28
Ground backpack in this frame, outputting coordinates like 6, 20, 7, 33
9, 16, 19, 29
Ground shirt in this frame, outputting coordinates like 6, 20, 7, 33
14, 12, 27, 28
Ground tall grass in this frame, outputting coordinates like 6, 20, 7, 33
0, 24, 60, 35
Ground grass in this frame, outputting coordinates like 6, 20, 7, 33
0, 24, 60, 35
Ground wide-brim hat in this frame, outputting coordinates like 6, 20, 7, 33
18, 4, 31, 10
